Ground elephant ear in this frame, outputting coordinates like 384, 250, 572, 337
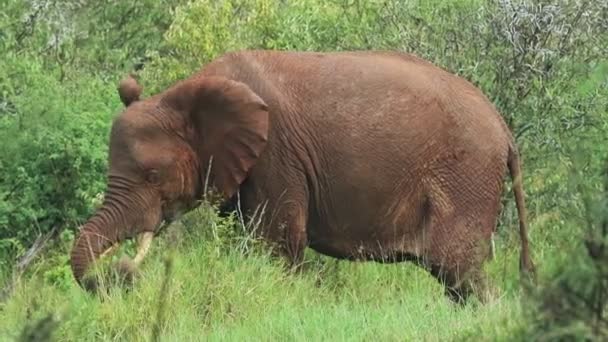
163, 76, 269, 199
118, 74, 142, 106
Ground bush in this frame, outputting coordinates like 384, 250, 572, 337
0, 55, 115, 263
0, 0, 184, 265
524, 159, 608, 340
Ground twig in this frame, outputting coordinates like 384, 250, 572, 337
1, 179, 23, 201
236, 190, 246, 233
0, 225, 60, 302
203, 156, 213, 202
16, 229, 56, 273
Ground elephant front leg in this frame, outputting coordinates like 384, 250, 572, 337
238, 170, 310, 270
283, 207, 308, 269
263, 199, 309, 270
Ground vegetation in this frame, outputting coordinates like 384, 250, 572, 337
0, 0, 607, 340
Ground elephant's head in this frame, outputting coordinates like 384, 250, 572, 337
70, 74, 269, 290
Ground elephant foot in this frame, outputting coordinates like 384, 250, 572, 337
428, 262, 497, 306
444, 271, 499, 306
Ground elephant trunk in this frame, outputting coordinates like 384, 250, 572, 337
70, 204, 125, 290
70, 180, 163, 291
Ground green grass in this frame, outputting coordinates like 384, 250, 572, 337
0, 206, 529, 341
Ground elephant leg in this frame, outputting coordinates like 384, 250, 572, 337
275, 201, 308, 269
240, 166, 310, 269
421, 196, 495, 304
244, 187, 309, 269
428, 260, 490, 305
434, 236, 494, 304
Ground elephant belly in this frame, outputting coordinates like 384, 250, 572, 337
307, 198, 429, 261
307, 228, 426, 262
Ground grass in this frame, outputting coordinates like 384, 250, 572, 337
0, 205, 532, 341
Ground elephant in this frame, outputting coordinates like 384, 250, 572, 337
70, 50, 535, 302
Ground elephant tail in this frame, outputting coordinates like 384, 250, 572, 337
507, 143, 536, 280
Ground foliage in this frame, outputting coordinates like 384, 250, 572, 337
0, 206, 525, 340
0, 0, 185, 265
0, 0, 607, 340
521, 160, 608, 340
0, 54, 112, 264
1, 0, 185, 73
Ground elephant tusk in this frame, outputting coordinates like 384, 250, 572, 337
132, 232, 154, 266
100, 244, 119, 258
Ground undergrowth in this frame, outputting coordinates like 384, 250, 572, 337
2, 204, 526, 341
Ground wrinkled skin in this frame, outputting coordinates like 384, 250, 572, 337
70, 50, 535, 302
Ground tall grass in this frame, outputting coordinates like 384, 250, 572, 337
1, 205, 526, 341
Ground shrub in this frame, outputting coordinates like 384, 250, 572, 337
0, 52, 116, 266
0, 0, 183, 265
524, 159, 608, 340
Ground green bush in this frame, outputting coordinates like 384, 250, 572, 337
0, 0, 184, 264
0, 54, 115, 263
522, 159, 608, 340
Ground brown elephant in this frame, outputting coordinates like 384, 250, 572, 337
70, 50, 535, 302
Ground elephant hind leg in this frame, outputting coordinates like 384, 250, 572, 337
427, 262, 491, 305
419, 193, 496, 304
415, 146, 507, 303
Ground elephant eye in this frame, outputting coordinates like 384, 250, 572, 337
146, 169, 161, 185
